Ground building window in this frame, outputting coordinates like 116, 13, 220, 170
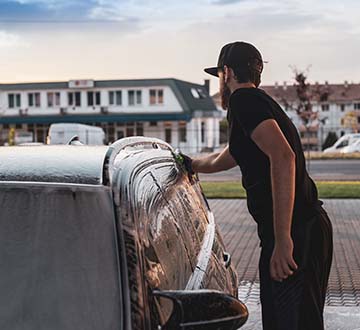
136, 123, 144, 136
8, 93, 21, 108
126, 127, 135, 137
354, 103, 360, 110
47, 92, 60, 107
109, 91, 122, 105
68, 92, 81, 107
321, 104, 329, 111
149, 121, 158, 127
149, 89, 164, 105
201, 122, 205, 143
340, 104, 345, 112
128, 90, 142, 106
165, 128, 172, 143
28, 92, 41, 107
179, 123, 187, 142
191, 88, 207, 99
87, 91, 101, 106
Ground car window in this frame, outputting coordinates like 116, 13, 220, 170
337, 140, 349, 148
133, 166, 194, 290
0, 183, 122, 330
132, 170, 195, 327
169, 180, 209, 243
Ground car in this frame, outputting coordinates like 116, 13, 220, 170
0, 136, 248, 330
340, 138, 360, 153
323, 133, 360, 153
47, 123, 106, 145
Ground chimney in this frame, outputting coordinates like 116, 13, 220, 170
344, 80, 348, 88
204, 79, 210, 94
274, 82, 279, 89
283, 81, 287, 91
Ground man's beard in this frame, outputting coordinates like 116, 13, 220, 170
220, 80, 231, 110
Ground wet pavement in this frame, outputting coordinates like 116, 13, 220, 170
240, 305, 360, 330
210, 199, 360, 330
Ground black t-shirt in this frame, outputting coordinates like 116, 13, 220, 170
227, 87, 318, 244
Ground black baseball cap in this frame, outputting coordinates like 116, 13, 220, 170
204, 41, 265, 77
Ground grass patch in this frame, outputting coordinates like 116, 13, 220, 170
305, 152, 360, 160
201, 181, 360, 199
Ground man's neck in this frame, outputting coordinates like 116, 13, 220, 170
229, 82, 256, 93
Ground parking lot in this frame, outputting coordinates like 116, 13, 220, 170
210, 199, 360, 329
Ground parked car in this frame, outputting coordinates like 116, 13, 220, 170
340, 138, 360, 153
47, 122, 105, 145
0, 137, 248, 330
323, 133, 360, 153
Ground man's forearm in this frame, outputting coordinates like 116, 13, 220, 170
270, 151, 296, 241
192, 146, 237, 173
192, 152, 221, 173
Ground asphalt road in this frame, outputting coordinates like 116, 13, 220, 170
199, 159, 360, 182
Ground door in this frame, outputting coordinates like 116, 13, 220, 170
116, 129, 125, 140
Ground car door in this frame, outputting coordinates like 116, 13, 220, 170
168, 171, 237, 296
136, 156, 238, 325
118, 155, 197, 327
115, 148, 237, 328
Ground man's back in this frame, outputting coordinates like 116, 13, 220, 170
227, 87, 318, 241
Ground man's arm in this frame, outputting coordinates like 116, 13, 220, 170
192, 145, 237, 173
251, 119, 298, 281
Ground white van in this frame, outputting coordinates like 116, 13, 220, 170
323, 133, 360, 153
340, 139, 360, 153
48, 123, 105, 145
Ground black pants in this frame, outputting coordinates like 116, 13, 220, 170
259, 206, 333, 330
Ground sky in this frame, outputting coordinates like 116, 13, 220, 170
0, 0, 359, 94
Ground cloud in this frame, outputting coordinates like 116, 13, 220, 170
0, 0, 99, 21
211, 0, 248, 4
0, 30, 26, 48
11, 0, 93, 10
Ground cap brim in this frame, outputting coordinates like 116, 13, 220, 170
204, 67, 219, 77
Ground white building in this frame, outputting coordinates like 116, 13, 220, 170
0, 78, 222, 153
262, 82, 360, 150
212, 82, 360, 150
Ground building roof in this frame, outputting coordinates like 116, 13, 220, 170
212, 82, 360, 106
262, 83, 360, 103
0, 78, 218, 113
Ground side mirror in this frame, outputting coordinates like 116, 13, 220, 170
153, 289, 248, 330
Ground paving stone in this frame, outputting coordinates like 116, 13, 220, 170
210, 199, 360, 329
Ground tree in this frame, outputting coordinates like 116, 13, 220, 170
341, 111, 358, 133
281, 67, 331, 168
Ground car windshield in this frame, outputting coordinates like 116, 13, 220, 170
0, 183, 122, 329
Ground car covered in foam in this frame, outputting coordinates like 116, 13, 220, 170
0, 137, 248, 330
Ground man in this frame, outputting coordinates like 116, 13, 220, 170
191, 42, 333, 329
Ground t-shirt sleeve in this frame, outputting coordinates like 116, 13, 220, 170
229, 92, 274, 137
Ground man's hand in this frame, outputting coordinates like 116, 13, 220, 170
172, 150, 195, 180
270, 236, 298, 281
